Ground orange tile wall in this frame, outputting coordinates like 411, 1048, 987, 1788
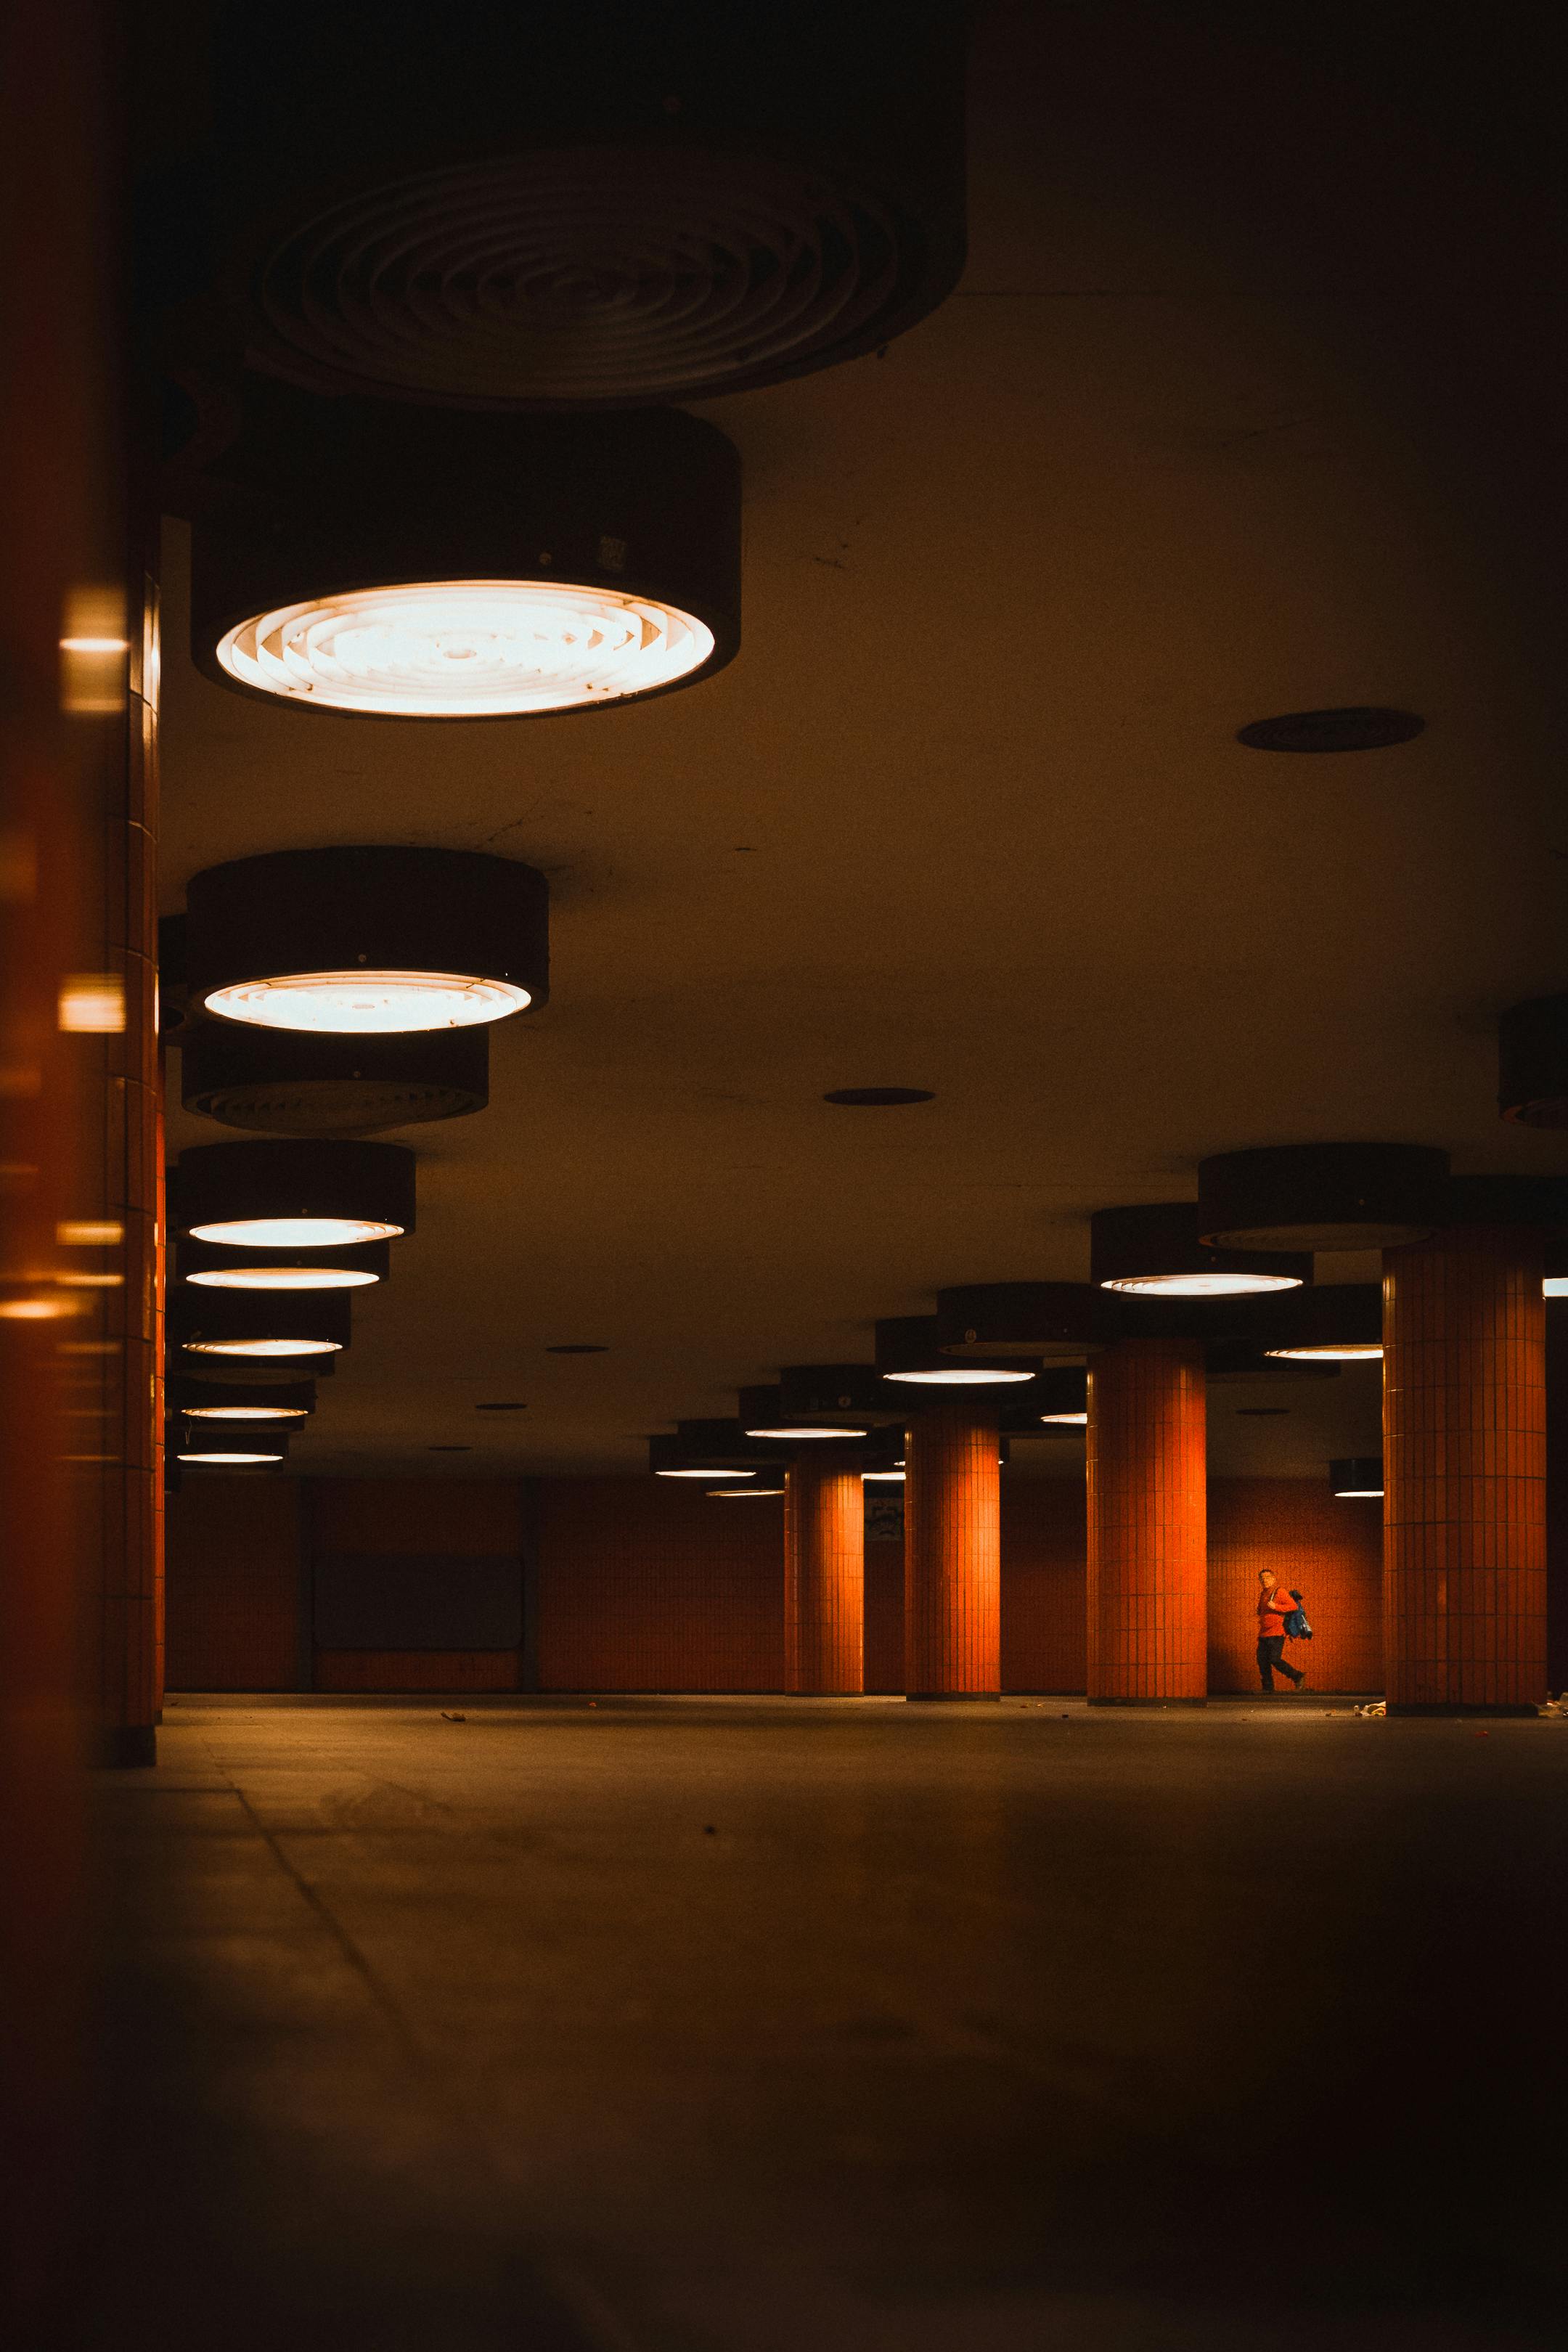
165, 1476, 302, 1691
1206, 1479, 1382, 1694
310, 1477, 525, 1692
1001, 1474, 1090, 1691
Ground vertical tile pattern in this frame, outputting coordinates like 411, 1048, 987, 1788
1087, 1339, 1206, 1701
903, 1399, 1001, 1696
1206, 1479, 1381, 1693
783, 1454, 865, 1693
1545, 1310, 1568, 1697
1000, 1476, 1089, 1691
1384, 1226, 1547, 1711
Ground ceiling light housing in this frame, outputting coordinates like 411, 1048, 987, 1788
1091, 1204, 1308, 1297
179, 1017, 490, 1135
649, 1423, 769, 1479
1499, 995, 1568, 1129
1204, 1341, 1341, 1384
189, 392, 740, 720
172, 1287, 352, 1359
184, 848, 547, 1037
172, 1376, 316, 1421
737, 1383, 867, 1441
174, 1139, 415, 1249
1330, 1456, 1384, 1499
169, 3, 965, 409
707, 1485, 785, 1498
176, 1235, 390, 1291
875, 1315, 1040, 1386
1259, 1283, 1384, 1363
935, 1281, 1099, 1363
998, 1368, 1088, 1431
1196, 1144, 1450, 1253
777, 1363, 905, 1426
177, 1423, 290, 1465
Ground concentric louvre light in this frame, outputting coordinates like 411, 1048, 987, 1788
1090, 1204, 1307, 1298
173, 1376, 316, 1421
174, 1140, 415, 1249
935, 1281, 1098, 1362
172, 1287, 352, 1360
172, 2, 965, 409
177, 1235, 390, 1291
1261, 1284, 1383, 1362
189, 394, 740, 720
1196, 1144, 1450, 1254
875, 1316, 1040, 1386
181, 1012, 491, 1132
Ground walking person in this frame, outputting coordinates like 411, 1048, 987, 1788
1257, 1569, 1306, 1694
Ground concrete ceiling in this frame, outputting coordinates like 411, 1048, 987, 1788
160, 2, 1568, 1479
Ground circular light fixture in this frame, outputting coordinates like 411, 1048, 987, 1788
185, 848, 547, 1038
1236, 708, 1424, 754
190, 400, 740, 720
822, 1088, 935, 1107
1000, 1368, 1087, 1432
177, 1422, 289, 1465
1090, 1204, 1308, 1297
1330, 1456, 1384, 1499
875, 1315, 1040, 1386
177, 1236, 390, 1291
1499, 995, 1568, 1129
177, 1448, 286, 1465
736, 1382, 867, 1440
935, 1282, 1098, 1363
175, 1140, 415, 1249
658, 1467, 756, 1480
709, 1485, 785, 1498
1196, 1145, 1450, 1254
173, 1288, 352, 1360
650, 1421, 774, 1479
173, 1376, 316, 1422
179, 1016, 489, 1135
1259, 1283, 1383, 1363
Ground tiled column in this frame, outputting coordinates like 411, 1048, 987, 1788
783, 1453, 865, 1694
1087, 1339, 1206, 1703
1384, 1228, 1546, 1714
1548, 1308, 1568, 1699
904, 1400, 1000, 1698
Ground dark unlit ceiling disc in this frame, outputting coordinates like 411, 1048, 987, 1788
177, 1, 966, 409
935, 1282, 1098, 1361
823, 1088, 935, 1107
1197, 1144, 1450, 1252
180, 1019, 489, 1136
1236, 708, 1424, 754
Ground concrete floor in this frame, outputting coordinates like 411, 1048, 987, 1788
83, 1696, 1568, 2352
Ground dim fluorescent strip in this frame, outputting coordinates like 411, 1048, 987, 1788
187, 1216, 402, 1247
1102, 1272, 1301, 1297
216, 580, 715, 719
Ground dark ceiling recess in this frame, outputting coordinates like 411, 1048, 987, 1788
1197, 1143, 1450, 1252
155, 1, 965, 410
185, 847, 549, 1032
185, 391, 741, 720
546, 1344, 608, 1355
180, 1021, 490, 1138
475, 1402, 528, 1413
822, 1088, 935, 1107
429, 1445, 473, 1453
1236, 708, 1425, 754
1498, 995, 1568, 1128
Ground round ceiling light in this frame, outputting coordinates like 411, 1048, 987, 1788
1499, 995, 1568, 1129
189, 399, 740, 720
1000, 1368, 1087, 1431
1236, 708, 1424, 754
709, 1485, 785, 1498
184, 848, 547, 1038
1090, 1204, 1308, 1298
177, 1422, 290, 1464
173, 1288, 352, 1360
174, 1140, 415, 1249
1260, 1283, 1383, 1363
935, 1282, 1098, 1363
1330, 1456, 1384, 1498
737, 1383, 867, 1440
177, 1236, 390, 1291
1196, 1144, 1450, 1254
173, 1376, 316, 1421
875, 1315, 1040, 1386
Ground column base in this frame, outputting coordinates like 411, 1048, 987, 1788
1087, 1695, 1207, 1707
97, 1724, 158, 1768
1386, 1702, 1543, 1718
905, 1691, 1001, 1703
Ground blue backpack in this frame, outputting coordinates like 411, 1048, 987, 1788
1283, 1588, 1313, 1641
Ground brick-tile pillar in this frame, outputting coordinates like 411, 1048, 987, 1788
1548, 1309, 1568, 1699
1384, 1227, 1546, 1714
783, 1453, 865, 1694
904, 1399, 1000, 1698
1087, 1339, 1206, 1703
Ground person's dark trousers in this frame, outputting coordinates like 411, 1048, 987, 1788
1257, 1635, 1302, 1691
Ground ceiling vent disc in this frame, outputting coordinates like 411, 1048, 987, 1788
180, 1022, 488, 1136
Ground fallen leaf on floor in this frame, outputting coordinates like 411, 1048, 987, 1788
440, 1711, 466, 1723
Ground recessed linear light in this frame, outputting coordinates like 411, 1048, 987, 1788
1236, 707, 1424, 754
1548, 1278, 1568, 1299
823, 1087, 934, 1107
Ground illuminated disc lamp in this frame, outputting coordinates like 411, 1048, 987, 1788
875, 1316, 1040, 1386
935, 1282, 1098, 1363
648, 1426, 759, 1479
173, 1288, 352, 1360
172, 1376, 316, 1421
1499, 995, 1568, 1128
738, 1384, 867, 1440
184, 848, 546, 1037
176, 1235, 391, 1291
1330, 1457, 1383, 1499
1261, 1284, 1383, 1363
1091, 1204, 1308, 1298
174, 1139, 415, 1248
189, 395, 740, 720
1204, 1339, 1340, 1384
1196, 1144, 1450, 1253
998, 1368, 1087, 1429
177, 1421, 290, 1466
180, 1014, 490, 1132
707, 1484, 786, 1498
